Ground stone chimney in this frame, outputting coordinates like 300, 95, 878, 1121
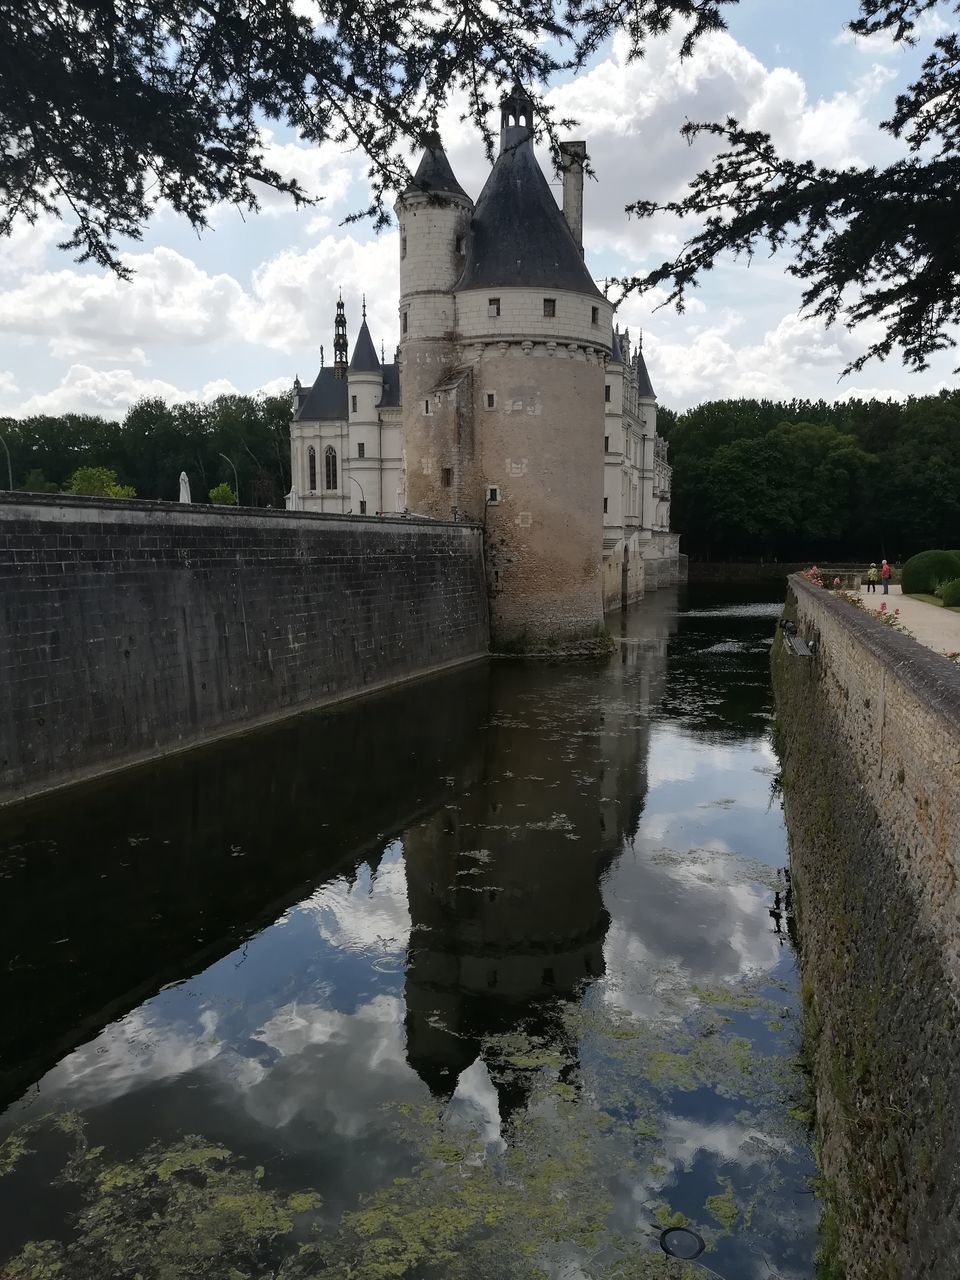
559, 141, 586, 256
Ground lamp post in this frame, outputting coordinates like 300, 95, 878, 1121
0, 431, 11, 490
218, 452, 240, 505
349, 475, 366, 515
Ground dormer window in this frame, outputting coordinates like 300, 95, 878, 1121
488, 298, 500, 318
543, 298, 556, 318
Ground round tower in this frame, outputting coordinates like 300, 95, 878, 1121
395, 133, 473, 517
454, 85, 613, 649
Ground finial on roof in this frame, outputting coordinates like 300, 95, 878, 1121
381, 339, 385, 364
320, 345, 324, 369
362, 293, 367, 319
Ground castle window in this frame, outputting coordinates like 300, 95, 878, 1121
324, 445, 338, 491
485, 392, 496, 409
359, 500, 367, 514
358, 442, 365, 459
543, 298, 556, 318
456, 235, 464, 254
401, 233, 407, 258
603, 497, 608, 513
402, 311, 408, 334
604, 436, 609, 452
441, 467, 452, 488
592, 306, 599, 324
488, 297, 500, 318
351, 394, 357, 413
604, 384, 611, 403
307, 446, 317, 492
423, 398, 431, 415
486, 485, 500, 505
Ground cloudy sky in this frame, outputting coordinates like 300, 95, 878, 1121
1, 0, 956, 419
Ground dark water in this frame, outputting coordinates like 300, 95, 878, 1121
0, 584, 818, 1279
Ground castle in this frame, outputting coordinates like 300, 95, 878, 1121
288, 84, 680, 647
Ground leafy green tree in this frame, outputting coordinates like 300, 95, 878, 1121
18, 468, 59, 493
67, 466, 136, 498
208, 482, 237, 505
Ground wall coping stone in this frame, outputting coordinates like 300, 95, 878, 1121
791, 573, 960, 736
0, 490, 480, 532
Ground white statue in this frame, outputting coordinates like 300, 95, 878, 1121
179, 471, 191, 503
285, 484, 301, 511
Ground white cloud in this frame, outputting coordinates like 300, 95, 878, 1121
14, 364, 188, 416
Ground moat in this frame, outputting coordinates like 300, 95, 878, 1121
0, 585, 819, 1279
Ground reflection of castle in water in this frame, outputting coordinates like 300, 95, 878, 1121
402, 590, 680, 1121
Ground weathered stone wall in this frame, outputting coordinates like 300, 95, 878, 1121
0, 494, 489, 804
773, 576, 960, 1278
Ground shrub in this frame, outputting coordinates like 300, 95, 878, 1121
67, 466, 136, 498
940, 578, 960, 607
900, 549, 960, 596
208, 482, 237, 505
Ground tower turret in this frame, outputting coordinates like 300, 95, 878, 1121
395, 132, 474, 517
347, 299, 384, 513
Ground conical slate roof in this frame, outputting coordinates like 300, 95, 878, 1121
348, 318, 381, 373
403, 132, 469, 200
456, 135, 602, 299
634, 347, 656, 399
611, 328, 623, 364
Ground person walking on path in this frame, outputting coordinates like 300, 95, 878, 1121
881, 559, 891, 594
866, 563, 879, 593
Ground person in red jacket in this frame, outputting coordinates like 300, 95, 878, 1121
881, 559, 891, 594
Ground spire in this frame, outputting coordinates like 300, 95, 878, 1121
362, 293, 367, 320
333, 292, 348, 379
611, 328, 623, 365
403, 131, 470, 201
320, 344, 324, 370
348, 316, 382, 373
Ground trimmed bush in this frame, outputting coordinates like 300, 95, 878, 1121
940, 578, 960, 607
900, 549, 960, 596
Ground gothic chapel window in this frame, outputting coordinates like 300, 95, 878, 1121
307, 446, 317, 492
324, 446, 338, 491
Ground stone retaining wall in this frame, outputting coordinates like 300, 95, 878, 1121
773, 576, 960, 1278
0, 494, 489, 804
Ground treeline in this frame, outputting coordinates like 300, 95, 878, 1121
0, 394, 292, 507
658, 392, 960, 562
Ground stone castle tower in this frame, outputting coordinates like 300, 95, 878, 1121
289, 83, 680, 649
396, 85, 613, 648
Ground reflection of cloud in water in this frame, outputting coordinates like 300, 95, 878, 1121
298, 844, 410, 957
17, 1007, 265, 1112
600, 850, 783, 1017
244, 995, 419, 1136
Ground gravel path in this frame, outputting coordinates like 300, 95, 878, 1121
858, 583, 960, 656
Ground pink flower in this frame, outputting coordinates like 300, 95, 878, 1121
879, 602, 887, 613
833, 577, 841, 587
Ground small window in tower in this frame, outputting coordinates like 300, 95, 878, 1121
402, 311, 408, 334
401, 233, 407, 259
485, 392, 496, 410
604, 435, 609, 452
603, 497, 608, 513
488, 297, 500, 318
359, 499, 367, 514
592, 306, 599, 325
605, 384, 611, 403
441, 467, 452, 488
456, 235, 464, 254
486, 485, 500, 505
357, 442, 365, 459
423, 399, 431, 416
351, 394, 357, 413
543, 298, 556, 318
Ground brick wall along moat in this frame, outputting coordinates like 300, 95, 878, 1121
0, 495, 489, 803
